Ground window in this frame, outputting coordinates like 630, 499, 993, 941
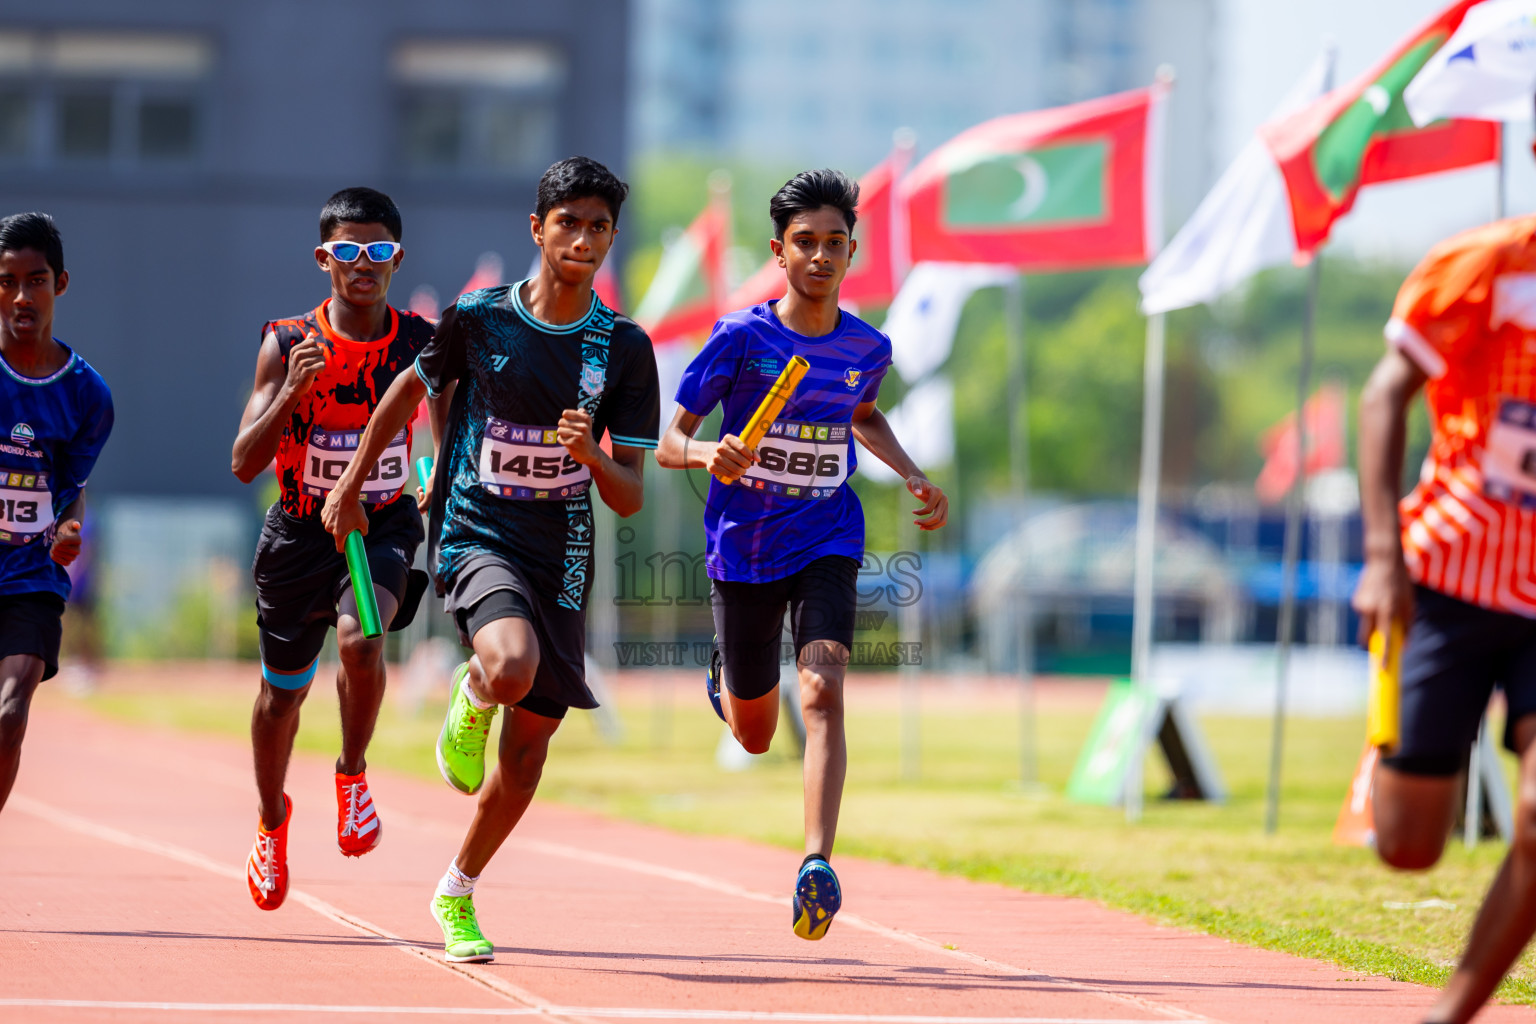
0, 29, 211, 166
58, 90, 111, 159
394, 40, 564, 176
138, 96, 196, 159
0, 87, 27, 159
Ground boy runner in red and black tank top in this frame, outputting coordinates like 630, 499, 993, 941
231, 187, 443, 911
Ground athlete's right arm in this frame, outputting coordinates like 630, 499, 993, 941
1351, 348, 1428, 648
231, 330, 327, 483
320, 368, 429, 550
655, 406, 755, 477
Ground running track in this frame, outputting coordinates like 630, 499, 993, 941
2, 704, 1532, 1024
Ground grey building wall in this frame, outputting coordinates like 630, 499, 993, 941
1, 0, 630, 499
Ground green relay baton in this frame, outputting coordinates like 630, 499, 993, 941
416, 456, 433, 489
344, 530, 383, 639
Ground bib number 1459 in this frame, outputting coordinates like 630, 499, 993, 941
479, 418, 592, 500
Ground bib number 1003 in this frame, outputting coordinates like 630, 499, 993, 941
309, 455, 403, 486
758, 449, 841, 478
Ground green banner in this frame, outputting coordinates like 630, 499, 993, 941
1067, 679, 1157, 805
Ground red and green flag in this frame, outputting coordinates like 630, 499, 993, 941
902, 84, 1167, 270
1260, 0, 1500, 254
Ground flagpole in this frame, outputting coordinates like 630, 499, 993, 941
1496, 129, 1507, 221
1265, 253, 1321, 835
1127, 67, 1174, 823
1005, 274, 1037, 787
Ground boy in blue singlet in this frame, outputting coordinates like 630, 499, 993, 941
0, 212, 114, 816
657, 169, 949, 940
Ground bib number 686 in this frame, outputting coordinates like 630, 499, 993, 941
759, 447, 841, 477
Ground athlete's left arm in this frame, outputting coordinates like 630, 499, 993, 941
557, 408, 645, 518
851, 400, 948, 531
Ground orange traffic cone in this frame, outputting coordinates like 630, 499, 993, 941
1333, 742, 1379, 847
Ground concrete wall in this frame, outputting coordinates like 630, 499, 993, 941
2, 0, 630, 499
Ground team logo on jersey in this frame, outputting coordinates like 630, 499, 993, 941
843, 368, 862, 390
10, 423, 33, 446
581, 365, 604, 395
489, 355, 510, 372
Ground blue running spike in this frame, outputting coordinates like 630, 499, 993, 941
706, 637, 726, 723
792, 857, 841, 940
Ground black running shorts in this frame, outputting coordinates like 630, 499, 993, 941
252, 499, 426, 673
1383, 584, 1536, 776
710, 554, 859, 701
0, 591, 66, 681
446, 553, 590, 718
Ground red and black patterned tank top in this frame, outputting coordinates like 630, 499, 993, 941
263, 300, 436, 520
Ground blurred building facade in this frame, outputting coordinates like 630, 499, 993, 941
633, 0, 1218, 223
3, 0, 630, 500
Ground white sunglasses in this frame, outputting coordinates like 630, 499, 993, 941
320, 240, 402, 263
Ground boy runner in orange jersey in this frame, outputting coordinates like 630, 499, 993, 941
231, 187, 446, 911
1356, 207, 1536, 1022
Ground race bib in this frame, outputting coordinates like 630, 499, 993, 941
1482, 398, 1536, 508
737, 419, 849, 500
0, 470, 53, 546
303, 427, 409, 504
478, 418, 591, 500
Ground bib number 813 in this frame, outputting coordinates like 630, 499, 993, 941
759, 447, 840, 477
0, 498, 38, 523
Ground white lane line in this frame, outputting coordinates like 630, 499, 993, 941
0, 1000, 1194, 1023
496, 831, 1214, 1024
8, 797, 599, 1024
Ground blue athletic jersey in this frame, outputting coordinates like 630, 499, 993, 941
415, 283, 660, 610
675, 302, 891, 583
0, 343, 114, 599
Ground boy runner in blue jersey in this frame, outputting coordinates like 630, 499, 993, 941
657, 169, 948, 941
323, 157, 659, 963
0, 213, 114, 815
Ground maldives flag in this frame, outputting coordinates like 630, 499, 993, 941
1261, 0, 1501, 254
633, 189, 731, 343
902, 84, 1167, 271
729, 144, 914, 310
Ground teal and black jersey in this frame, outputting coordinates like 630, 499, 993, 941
415, 282, 659, 611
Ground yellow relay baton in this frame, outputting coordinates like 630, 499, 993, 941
715, 355, 811, 486
1366, 621, 1404, 752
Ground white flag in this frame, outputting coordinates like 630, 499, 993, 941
1138, 51, 1333, 315
882, 262, 1014, 383
860, 375, 954, 484
1405, 0, 1536, 126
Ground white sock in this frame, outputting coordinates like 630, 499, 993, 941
462, 675, 494, 711
436, 859, 478, 898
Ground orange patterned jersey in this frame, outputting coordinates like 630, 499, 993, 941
1388, 214, 1536, 615
264, 300, 436, 520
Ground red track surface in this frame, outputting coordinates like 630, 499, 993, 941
2, 703, 1533, 1024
